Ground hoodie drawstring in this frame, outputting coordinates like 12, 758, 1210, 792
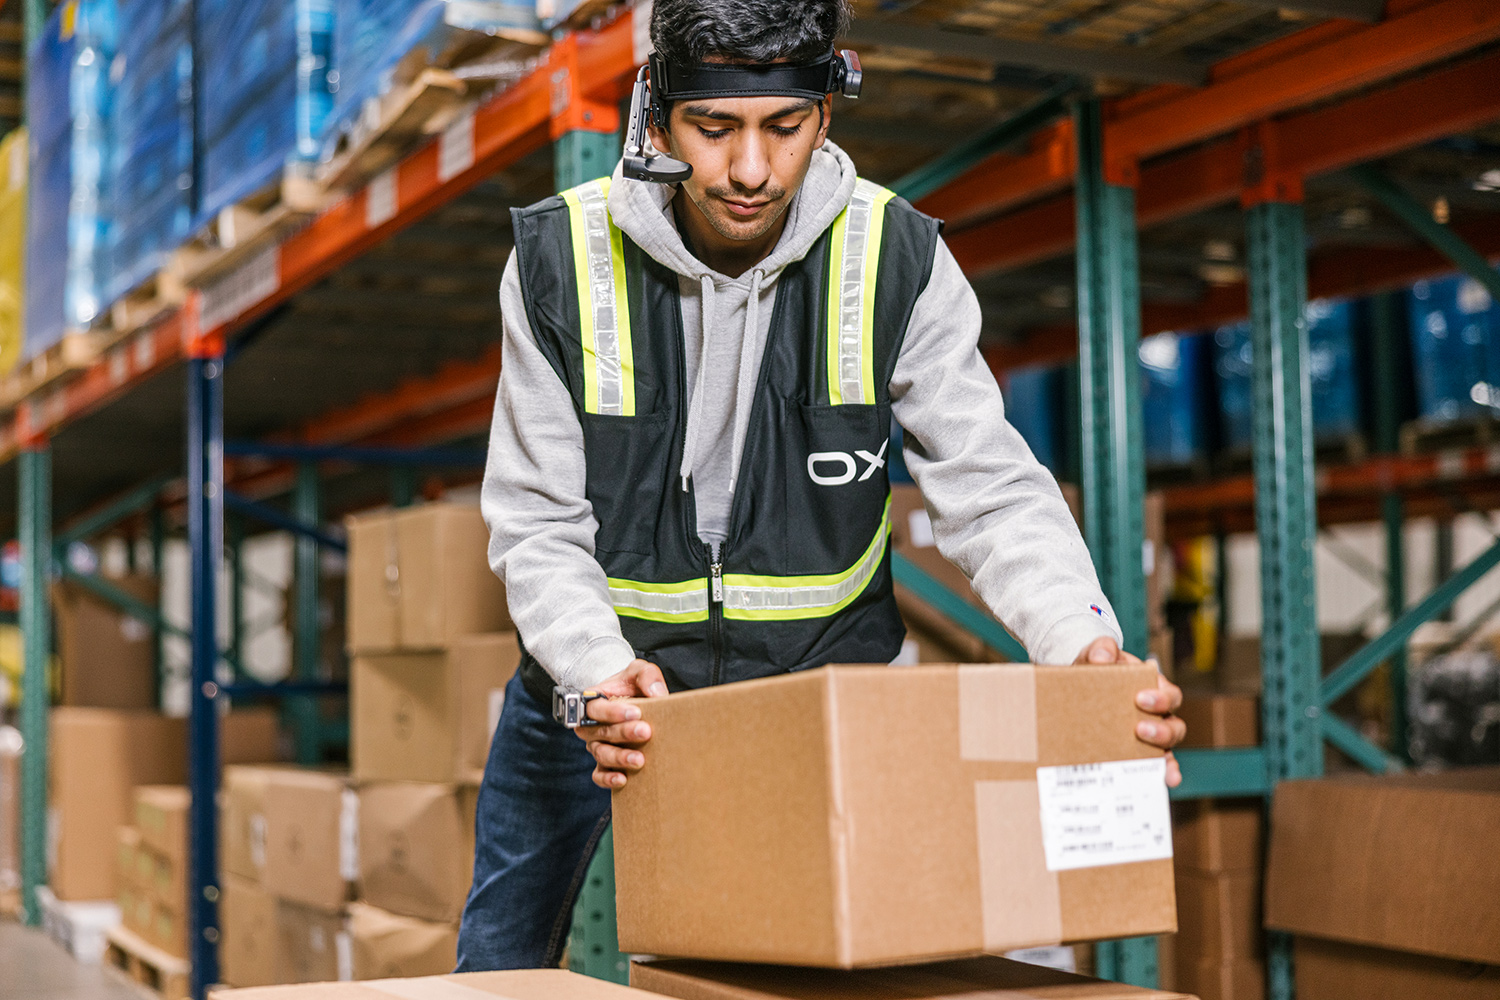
727, 268, 764, 495
679, 274, 717, 491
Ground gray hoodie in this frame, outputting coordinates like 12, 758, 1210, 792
481, 140, 1121, 690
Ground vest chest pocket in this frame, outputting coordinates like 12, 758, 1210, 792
581, 408, 674, 556
784, 402, 892, 574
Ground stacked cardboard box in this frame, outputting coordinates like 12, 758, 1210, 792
0, 724, 19, 916
612, 663, 1178, 965
49, 707, 280, 901
1266, 768, 1500, 998
117, 786, 190, 957
205, 963, 1195, 1000
225, 502, 515, 984
1169, 800, 1264, 1000
51, 574, 159, 709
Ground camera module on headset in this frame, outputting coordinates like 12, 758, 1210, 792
622, 49, 862, 184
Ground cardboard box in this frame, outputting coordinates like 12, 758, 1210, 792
348, 901, 458, 980
1175, 692, 1258, 749
0, 726, 19, 905
357, 782, 477, 922
613, 664, 1176, 966
222, 765, 290, 884
221, 874, 279, 987
146, 897, 187, 958
207, 969, 672, 1000
52, 575, 158, 709
48, 709, 186, 900
116, 827, 143, 890
49, 708, 281, 900
1175, 956, 1265, 1000
134, 785, 188, 863
1294, 936, 1500, 999
1174, 870, 1260, 960
352, 633, 520, 784
262, 769, 356, 912
346, 503, 510, 653
222, 708, 283, 765
631, 956, 1194, 1000
278, 898, 350, 984
1266, 768, 1500, 965
1171, 800, 1261, 874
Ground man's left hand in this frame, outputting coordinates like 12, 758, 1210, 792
1074, 636, 1186, 787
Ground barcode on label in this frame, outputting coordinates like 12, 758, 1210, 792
200, 247, 280, 331
1036, 757, 1172, 871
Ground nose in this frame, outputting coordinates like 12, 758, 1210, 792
727, 130, 771, 194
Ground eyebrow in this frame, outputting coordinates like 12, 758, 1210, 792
680, 100, 817, 124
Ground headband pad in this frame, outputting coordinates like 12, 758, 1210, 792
651, 53, 836, 103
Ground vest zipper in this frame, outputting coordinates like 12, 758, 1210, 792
708, 543, 724, 686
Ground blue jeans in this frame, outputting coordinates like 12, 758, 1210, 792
456, 671, 611, 970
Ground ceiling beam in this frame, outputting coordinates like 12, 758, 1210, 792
1229, 0, 1385, 21
922, 0, 1500, 228
948, 47, 1500, 277
841, 22, 1209, 87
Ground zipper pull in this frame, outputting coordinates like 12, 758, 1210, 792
710, 561, 723, 604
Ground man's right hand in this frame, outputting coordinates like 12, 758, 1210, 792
574, 658, 669, 789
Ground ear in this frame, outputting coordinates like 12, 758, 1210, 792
814, 95, 833, 149
647, 107, 674, 156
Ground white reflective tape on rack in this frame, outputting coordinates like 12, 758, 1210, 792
366, 168, 397, 229
438, 109, 477, 182
108, 346, 128, 385
200, 247, 280, 331
132, 330, 155, 370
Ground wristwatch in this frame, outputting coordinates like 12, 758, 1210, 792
553, 687, 607, 729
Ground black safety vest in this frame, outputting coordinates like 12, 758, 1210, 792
513, 176, 941, 702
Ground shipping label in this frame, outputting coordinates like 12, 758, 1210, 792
1035, 757, 1172, 871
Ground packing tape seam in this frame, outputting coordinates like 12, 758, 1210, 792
958, 665, 1038, 763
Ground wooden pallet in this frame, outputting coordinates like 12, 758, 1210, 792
104, 924, 190, 1000
0, 326, 124, 410
169, 168, 333, 289
316, 67, 470, 193
109, 268, 188, 336
1401, 416, 1500, 456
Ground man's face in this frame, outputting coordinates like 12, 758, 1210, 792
649, 94, 832, 244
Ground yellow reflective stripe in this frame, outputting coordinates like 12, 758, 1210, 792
825, 206, 850, 406
721, 496, 892, 621
562, 178, 634, 416
608, 576, 709, 623
825, 179, 895, 406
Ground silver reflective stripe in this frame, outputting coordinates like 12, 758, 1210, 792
834, 178, 884, 405
609, 584, 710, 617
722, 521, 889, 615
576, 180, 626, 415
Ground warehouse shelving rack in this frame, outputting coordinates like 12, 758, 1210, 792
7, 1, 1500, 998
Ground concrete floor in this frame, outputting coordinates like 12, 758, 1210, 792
0, 921, 142, 1000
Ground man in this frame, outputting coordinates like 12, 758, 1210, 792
457, 0, 1185, 972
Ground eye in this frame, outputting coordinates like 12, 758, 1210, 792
697, 126, 731, 140
770, 123, 803, 138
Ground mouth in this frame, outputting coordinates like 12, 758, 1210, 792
721, 197, 771, 217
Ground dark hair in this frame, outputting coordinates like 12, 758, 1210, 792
650, 0, 851, 66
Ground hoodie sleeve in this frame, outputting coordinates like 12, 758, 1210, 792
889, 239, 1124, 666
480, 251, 637, 690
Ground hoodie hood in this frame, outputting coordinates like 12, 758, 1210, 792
606, 139, 859, 284
604, 140, 860, 501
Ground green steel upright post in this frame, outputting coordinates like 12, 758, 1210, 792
555, 129, 620, 191
1370, 291, 1408, 759
1072, 96, 1156, 987
292, 462, 322, 764
23, 0, 45, 54
18, 444, 50, 926
1245, 189, 1323, 1000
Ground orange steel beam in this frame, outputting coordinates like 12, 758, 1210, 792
954, 47, 1500, 278
985, 214, 1500, 374
0, 11, 644, 462
924, 0, 1500, 230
